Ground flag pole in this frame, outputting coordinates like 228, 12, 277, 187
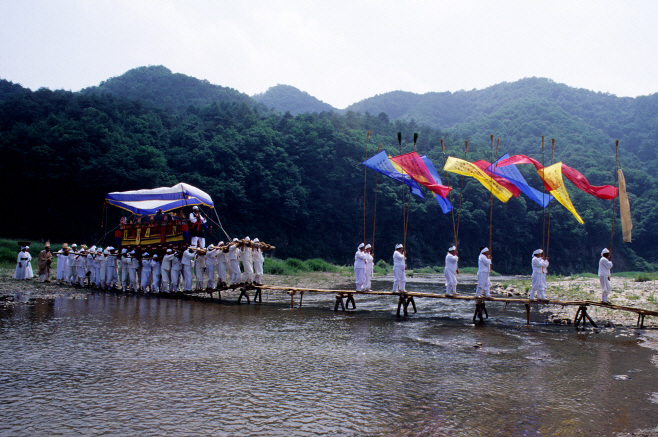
441, 139, 458, 249
541, 136, 546, 255
488, 135, 494, 254
455, 140, 468, 246
403, 133, 418, 250
363, 131, 371, 245
610, 140, 619, 254
398, 132, 405, 249
371, 143, 382, 259
546, 138, 555, 261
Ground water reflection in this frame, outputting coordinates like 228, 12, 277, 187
0, 286, 656, 436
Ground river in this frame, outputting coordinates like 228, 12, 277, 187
1, 280, 657, 436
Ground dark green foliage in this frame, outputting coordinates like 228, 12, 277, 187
0, 71, 656, 275
0, 248, 15, 264
253, 84, 336, 115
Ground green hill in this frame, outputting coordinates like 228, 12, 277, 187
253, 84, 337, 115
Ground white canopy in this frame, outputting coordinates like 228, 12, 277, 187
106, 183, 214, 215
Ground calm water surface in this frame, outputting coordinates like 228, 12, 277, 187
1, 280, 657, 436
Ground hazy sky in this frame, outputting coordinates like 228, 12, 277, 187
2, 0, 658, 108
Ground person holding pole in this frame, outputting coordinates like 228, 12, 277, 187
364, 244, 373, 292
475, 247, 492, 298
530, 249, 549, 301
599, 248, 613, 304
354, 243, 368, 291
392, 244, 406, 293
445, 246, 459, 296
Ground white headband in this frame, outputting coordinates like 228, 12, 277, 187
480, 247, 489, 254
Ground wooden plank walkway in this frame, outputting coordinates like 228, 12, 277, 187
212, 284, 658, 328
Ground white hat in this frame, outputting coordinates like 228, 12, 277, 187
533, 249, 543, 255
72, 244, 77, 247
232, 238, 239, 242
253, 238, 259, 243
129, 250, 135, 255
448, 246, 456, 252
365, 244, 371, 249
193, 206, 199, 210
166, 249, 172, 253
20, 246, 26, 250
143, 252, 149, 256
153, 254, 158, 258
122, 249, 128, 254
358, 243, 365, 249
245, 236, 250, 241
90, 246, 96, 251
395, 243, 403, 249
25, 246, 29, 249
207, 244, 215, 249
601, 248, 610, 255
480, 247, 489, 254
218, 241, 224, 246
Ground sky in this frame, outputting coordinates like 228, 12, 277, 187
2, 0, 658, 109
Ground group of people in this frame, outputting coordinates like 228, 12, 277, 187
18, 235, 273, 294
353, 243, 614, 304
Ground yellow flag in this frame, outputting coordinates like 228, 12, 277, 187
443, 157, 513, 202
539, 162, 584, 224
618, 169, 632, 242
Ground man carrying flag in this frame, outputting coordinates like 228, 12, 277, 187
476, 247, 492, 298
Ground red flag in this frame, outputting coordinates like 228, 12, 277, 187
390, 152, 453, 198
497, 155, 617, 199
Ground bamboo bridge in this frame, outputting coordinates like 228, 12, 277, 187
197, 283, 658, 329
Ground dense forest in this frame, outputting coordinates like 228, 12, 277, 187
253, 84, 335, 116
0, 66, 655, 274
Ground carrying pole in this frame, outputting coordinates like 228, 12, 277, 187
610, 140, 620, 254
363, 130, 371, 244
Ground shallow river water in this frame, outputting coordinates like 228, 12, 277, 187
1, 280, 658, 436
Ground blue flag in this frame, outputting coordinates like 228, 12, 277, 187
487, 153, 552, 208
419, 155, 452, 214
363, 150, 424, 199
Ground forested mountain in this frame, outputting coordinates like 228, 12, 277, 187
0, 70, 655, 275
253, 84, 337, 115
80, 65, 256, 113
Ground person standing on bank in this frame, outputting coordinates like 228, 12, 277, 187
530, 249, 549, 301
444, 246, 459, 296
599, 248, 613, 304
475, 247, 492, 298
37, 242, 52, 282
392, 244, 406, 293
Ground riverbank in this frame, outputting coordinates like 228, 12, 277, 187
3, 265, 658, 328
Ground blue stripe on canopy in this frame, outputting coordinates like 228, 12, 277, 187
362, 150, 424, 199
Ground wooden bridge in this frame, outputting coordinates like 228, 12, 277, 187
204, 284, 658, 328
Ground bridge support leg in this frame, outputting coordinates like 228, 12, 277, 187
637, 313, 646, 329
299, 290, 304, 307
237, 287, 250, 304
405, 296, 417, 313
346, 294, 356, 309
334, 294, 345, 311
574, 305, 597, 328
473, 301, 488, 323
253, 287, 262, 303
397, 293, 407, 316
525, 304, 530, 325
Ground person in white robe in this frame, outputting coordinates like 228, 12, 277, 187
189, 206, 207, 248
14, 247, 29, 280
120, 249, 131, 292
161, 249, 175, 292
354, 243, 368, 291
240, 238, 254, 284
151, 255, 161, 292
475, 247, 492, 298
128, 250, 139, 291
252, 239, 264, 285
599, 248, 613, 304
67, 244, 78, 285
55, 244, 70, 284
392, 244, 406, 292
87, 247, 97, 286
170, 252, 183, 292
97, 248, 107, 288
106, 248, 118, 289
205, 245, 218, 289
217, 242, 228, 286
530, 249, 549, 300
91, 248, 101, 288
229, 239, 241, 284
181, 247, 196, 291
141, 253, 153, 292
76, 247, 87, 287
364, 244, 373, 291
24, 246, 34, 279
195, 250, 206, 290
445, 246, 459, 296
